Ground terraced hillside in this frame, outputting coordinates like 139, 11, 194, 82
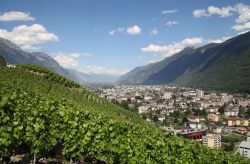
0, 64, 248, 163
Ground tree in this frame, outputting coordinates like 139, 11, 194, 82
155, 109, 161, 115
141, 113, 147, 120
163, 118, 170, 126
152, 115, 158, 122
224, 143, 234, 152
0, 55, 6, 67
246, 107, 250, 118
172, 110, 181, 118
184, 108, 192, 116
219, 105, 226, 115
200, 109, 207, 117
239, 106, 246, 117
172, 94, 177, 100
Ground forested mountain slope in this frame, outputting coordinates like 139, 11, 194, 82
119, 31, 250, 93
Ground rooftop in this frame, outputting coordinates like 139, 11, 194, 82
240, 141, 250, 149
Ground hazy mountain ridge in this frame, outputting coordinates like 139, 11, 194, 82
0, 37, 117, 84
119, 31, 250, 92
67, 69, 119, 84
0, 37, 71, 76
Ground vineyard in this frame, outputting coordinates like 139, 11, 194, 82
0, 65, 248, 163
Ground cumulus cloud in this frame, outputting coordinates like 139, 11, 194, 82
52, 52, 80, 68
193, 6, 234, 17
232, 22, 250, 31
0, 24, 59, 50
166, 21, 179, 26
162, 9, 178, 14
126, 25, 142, 35
207, 6, 234, 17
83, 66, 128, 76
193, 3, 250, 31
193, 9, 210, 17
150, 28, 158, 35
141, 36, 230, 57
141, 37, 203, 57
0, 11, 35, 21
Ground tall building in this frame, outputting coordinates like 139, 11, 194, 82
202, 134, 221, 149
196, 89, 204, 100
239, 132, 250, 158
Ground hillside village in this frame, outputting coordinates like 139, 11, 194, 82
96, 85, 250, 157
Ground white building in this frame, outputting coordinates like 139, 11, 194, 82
239, 132, 250, 158
163, 92, 172, 100
138, 106, 148, 114
202, 134, 221, 149
224, 104, 239, 117
196, 89, 204, 100
187, 116, 200, 123
189, 90, 197, 97
224, 109, 239, 117
185, 122, 202, 129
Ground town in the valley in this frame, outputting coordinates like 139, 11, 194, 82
94, 85, 250, 158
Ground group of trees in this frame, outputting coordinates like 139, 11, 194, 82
239, 106, 250, 118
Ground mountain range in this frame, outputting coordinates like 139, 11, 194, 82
1, 30, 250, 92
119, 31, 250, 93
0, 37, 117, 84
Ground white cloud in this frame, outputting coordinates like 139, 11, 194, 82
162, 9, 178, 14
193, 9, 210, 17
237, 30, 250, 35
69, 52, 92, 58
141, 36, 230, 58
207, 6, 234, 17
166, 21, 179, 26
205, 37, 231, 44
0, 24, 59, 50
126, 25, 142, 35
141, 37, 203, 57
109, 26, 142, 35
193, 3, 250, 31
52, 52, 80, 68
150, 28, 158, 35
109, 30, 116, 35
83, 66, 128, 76
232, 22, 250, 31
69, 53, 81, 58
0, 11, 35, 21
234, 3, 250, 23
108, 27, 125, 35
193, 6, 234, 18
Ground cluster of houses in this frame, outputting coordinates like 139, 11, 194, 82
97, 85, 250, 157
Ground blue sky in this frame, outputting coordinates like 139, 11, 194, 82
0, 0, 250, 76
